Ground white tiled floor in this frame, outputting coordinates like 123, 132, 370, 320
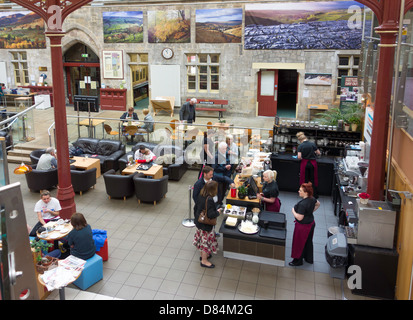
7, 106, 376, 300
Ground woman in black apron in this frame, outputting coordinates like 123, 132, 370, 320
296, 132, 321, 198
289, 182, 320, 266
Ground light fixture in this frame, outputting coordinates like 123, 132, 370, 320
13, 162, 32, 175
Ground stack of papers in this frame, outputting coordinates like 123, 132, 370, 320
41, 255, 86, 291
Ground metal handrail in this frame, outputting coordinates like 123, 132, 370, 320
0, 101, 41, 127
47, 122, 55, 147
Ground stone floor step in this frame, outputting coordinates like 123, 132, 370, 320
7, 155, 32, 164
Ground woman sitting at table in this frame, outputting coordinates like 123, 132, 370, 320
257, 170, 281, 212
67, 213, 96, 260
134, 145, 156, 163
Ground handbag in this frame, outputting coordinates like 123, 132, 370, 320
198, 197, 217, 226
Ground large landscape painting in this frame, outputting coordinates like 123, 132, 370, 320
103, 11, 143, 43
245, 1, 371, 50
0, 11, 45, 49
148, 10, 190, 43
196, 8, 242, 43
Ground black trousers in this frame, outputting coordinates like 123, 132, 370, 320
305, 161, 318, 198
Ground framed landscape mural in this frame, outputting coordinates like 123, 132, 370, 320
195, 8, 242, 43
103, 11, 143, 43
0, 11, 45, 49
148, 10, 190, 43
244, 1, 371, 50
304, 73, 333, 86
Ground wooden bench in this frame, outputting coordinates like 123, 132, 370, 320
186, 99, 228, 120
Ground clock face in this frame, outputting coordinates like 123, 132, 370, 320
162, 48, 173, 59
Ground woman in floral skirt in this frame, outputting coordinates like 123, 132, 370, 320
193, 180, 222, 268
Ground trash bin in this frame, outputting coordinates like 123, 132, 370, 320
325, 232, 348, 279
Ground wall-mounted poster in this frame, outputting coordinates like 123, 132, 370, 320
148, 10, 190, 43
0, 11, 45, 49
102, 50, 124, 79
103, 11, 143, 43
245, 1, 371, 50
304, 73, 333, 86
196, 8, 242, 43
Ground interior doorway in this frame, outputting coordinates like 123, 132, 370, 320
277, 69, 298, 118
63, 43, 100, 104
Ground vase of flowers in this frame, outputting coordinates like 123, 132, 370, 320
358, 192, 370, 205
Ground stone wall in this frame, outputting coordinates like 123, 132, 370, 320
1, 1, 362, 120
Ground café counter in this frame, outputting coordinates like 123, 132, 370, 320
270, 153, 335, 196
218, 211, 286, 266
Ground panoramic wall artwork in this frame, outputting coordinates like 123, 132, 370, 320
195, 8, 242, 43
103, 11, 143, 43
148, 10, 190, 43
245, 1, 371, 50
0, 11, 45, 49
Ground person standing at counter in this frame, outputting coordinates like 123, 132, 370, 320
289, 182, 320, 267
296, 132, 321, 199
193, 180, 222, 268
257, 170, 281, 212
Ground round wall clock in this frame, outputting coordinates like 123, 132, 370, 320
161, 48, 174, 60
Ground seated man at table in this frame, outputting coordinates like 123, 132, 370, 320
36, 147, 57, 170
193, 165, 235, 208
137, 108, 154, 141
29, 190, 61, 237
120, 106, 139, 121
134, 145, 156, 163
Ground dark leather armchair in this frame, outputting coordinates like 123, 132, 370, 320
72, 138, 125, 173
133, 174, 168, 205
29, 149, 46, 165
71, 167, 97, 195
25, 164, 58, 192
103, 169, 142, 200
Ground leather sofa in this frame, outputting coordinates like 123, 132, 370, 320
72, 138, 125, 173
0, 130, 13, 150
71, 167, 97, 195
25, 164, 58, 192
103, 169, 141, 200
118, 142, 188, 180
29, 149, 46, 164
133, 174, 168, 205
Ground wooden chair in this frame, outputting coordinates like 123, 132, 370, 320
124, 125, 138, 144
104, 124, 119, 139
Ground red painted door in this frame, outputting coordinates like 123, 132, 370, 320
257, 70, 278, 117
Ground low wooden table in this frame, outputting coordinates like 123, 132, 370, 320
71, 156, 101, 178
122, 163, 163, 179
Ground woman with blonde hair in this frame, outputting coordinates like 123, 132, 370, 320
257, 170, 281, 212
296, 132, 321, 198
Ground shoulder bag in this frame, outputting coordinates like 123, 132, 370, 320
198, 197, 217, 226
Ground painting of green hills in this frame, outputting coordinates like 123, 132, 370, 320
103, 11, 143, 43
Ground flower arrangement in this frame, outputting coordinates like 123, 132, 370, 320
358, 192, 370, 204
358, 192, 370, 199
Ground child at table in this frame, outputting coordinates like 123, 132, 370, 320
134, 145, 156, 163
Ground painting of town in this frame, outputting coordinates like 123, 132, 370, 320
148, 10, 190, 43
103, 11, 143, 43
0, 11, 45, 49
195, 8, 242, 43
245, 1, 371, 50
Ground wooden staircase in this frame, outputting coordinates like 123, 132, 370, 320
7, 145, 47, 164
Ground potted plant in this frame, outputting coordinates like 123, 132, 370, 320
30, 239, 56, 274
237, 185, 248, 199
348, 114, 361, 132
341, 103, 363, 132
315, 107, 344, 127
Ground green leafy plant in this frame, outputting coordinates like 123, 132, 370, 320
30, 239, 53, 263
315, 107, 343, 126
342, 103, 363, 125
238, 185, 248, 197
